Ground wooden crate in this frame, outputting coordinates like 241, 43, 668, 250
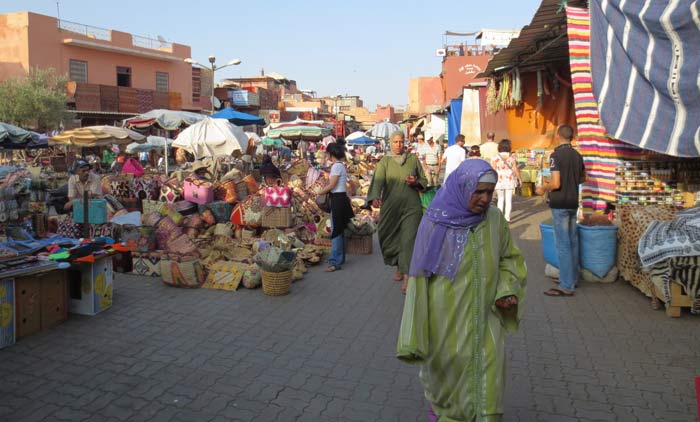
15, 277, 41, 339
40, 271, 68, 330
653, 282, 696, 318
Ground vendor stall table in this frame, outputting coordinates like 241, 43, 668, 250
14, 268, 68, 340
0, 278, 14, 349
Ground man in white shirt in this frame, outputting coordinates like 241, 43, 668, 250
441, 134, 467, 183
412, 134, 425, 156
480, 132, 500, 162
65, 160, 103, 211
420, 136, 442, 187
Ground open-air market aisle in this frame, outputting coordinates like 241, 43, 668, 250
0, 198, 698, 421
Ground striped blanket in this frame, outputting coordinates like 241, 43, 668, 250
566, 6, 642, 212
590, 0, 700, 157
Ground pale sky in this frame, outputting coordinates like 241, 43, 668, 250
1, 0, 540, 110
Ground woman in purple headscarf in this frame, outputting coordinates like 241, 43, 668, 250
396, 159, 527, 422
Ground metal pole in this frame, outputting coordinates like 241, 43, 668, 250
211, 63, 216, 114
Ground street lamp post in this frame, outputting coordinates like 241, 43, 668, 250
184, 56, 242, 114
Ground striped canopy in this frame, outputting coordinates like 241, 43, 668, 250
50, 126, 146, 147
266, 125, 331, 140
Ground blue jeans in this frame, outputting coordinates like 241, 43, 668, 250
551, 208, 579, 291
328, 212, 345, 268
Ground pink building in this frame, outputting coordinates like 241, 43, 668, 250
0, 12, 206, 123
375, 105, 396, 123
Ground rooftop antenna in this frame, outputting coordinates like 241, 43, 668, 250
56, 1, 61, 24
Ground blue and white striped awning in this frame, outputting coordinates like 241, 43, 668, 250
590, 0, 700, 157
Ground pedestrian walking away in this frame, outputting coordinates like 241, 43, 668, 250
397, 158, 527, 422
367, 130, 427, 293
480, 132, 499, 163
491, 139, 522, 223
317, 143, 354, 272
442, 134, 467, 184
537, 124, 586, 297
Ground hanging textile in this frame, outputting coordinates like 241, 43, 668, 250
590, 0, 700, 157
447, 99, 463, 146
566, 6, 642, 212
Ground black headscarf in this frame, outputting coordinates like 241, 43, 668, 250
260, 155, 281, 179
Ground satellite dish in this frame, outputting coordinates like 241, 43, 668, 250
211, 96, 221, 109
157, 35, 167, 42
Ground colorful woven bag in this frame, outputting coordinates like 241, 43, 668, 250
161, 254, 206, 288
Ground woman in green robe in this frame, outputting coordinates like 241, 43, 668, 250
397, 159, 527, 422
367, 131, 427, 292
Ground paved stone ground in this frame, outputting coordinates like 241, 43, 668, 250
1, 197, 698, 422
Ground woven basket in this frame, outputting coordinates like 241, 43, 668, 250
261, 206, 293, 228
346, 234, 373, 255
262, 270, 292, 296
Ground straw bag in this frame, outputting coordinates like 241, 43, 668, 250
242, 175, 258, 194
166, 233, 198, 255
215, 180, 239, 204
161, 254, 206, 288
264, 179, 292, 208
142, 199, 163, 215
261, 270, 292, 296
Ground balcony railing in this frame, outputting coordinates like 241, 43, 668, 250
131, 34, 173, 52
58, 19, 111, 41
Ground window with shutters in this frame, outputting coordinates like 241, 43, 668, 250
69, 59, 88, 83
156, 72, 169, 92
192, 68, 201, 103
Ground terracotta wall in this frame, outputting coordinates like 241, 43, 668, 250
501, 70, 576, 150
0, 13, 30, 80
1, 12, 199, 110
408, 77, 443, 114
441, 55, 492, 102
375, 105, 395, 123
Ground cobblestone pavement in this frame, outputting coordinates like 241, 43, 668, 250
1, 197, 698, 421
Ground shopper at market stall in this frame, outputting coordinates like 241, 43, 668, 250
537, 124, 586, 297
491, 139, 522, 223
367, 130, 427, 293
420, 135, 442, 187
480, 132, 499, 162
317, 143, 354, 272
64, 160, 103, 211
397, 158, 526, 422
441, 134, 466, 183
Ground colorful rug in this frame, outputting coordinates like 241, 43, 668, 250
566, 6, 642, 212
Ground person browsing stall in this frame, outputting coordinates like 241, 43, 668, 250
65, 160, 103, 211
317, 143, 354, 272
441, 134, 467, 183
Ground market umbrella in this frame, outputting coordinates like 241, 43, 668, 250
266, 125, 331, 140
172, 117, 246, 159
122, 109, 206, 131
126, 136, 174, 173
268, 118, 326, 130
50, 126, 146, 147
368, 121, 401, 139
261, 137, 284, 147
211, 107, 266, 126
0, 122, 39, 148
346, 136, 379, 146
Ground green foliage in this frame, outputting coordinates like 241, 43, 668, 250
0, 67, 74, 130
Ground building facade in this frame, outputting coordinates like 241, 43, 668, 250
0, 12, 205, 123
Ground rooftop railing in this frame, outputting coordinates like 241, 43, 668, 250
58, 19, 111, 41
131, 34, 173, 52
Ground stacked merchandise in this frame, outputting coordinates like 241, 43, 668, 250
615, 161, 700, 208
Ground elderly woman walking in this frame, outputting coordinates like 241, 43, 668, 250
367, 131, 427, 293
397, 159, 527, 422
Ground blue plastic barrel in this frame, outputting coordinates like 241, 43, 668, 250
539, 222, 559, 268
578, 224, 617, 278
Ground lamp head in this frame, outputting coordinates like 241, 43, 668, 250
184, 58, 197, 64
208, 55, 216, 64
227, 59, 242, 66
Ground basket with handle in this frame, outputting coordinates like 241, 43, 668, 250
261, 270, 292, 296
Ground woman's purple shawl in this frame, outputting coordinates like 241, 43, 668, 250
409, 159, 496, 281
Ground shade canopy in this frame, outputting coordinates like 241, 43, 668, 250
268, 118, 326, 130
211, 107, 266, 126
368, 121, 402, 139
126, 136, 173, 153
122, 109, 206, 131
172, 117, 246, 159
261, 137, 284, 147
0, 122, 38, 147
266, 125, 331, 140
346, 136, 379, 146
50, 126, 146, 147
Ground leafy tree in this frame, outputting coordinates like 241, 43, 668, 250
0, 67, 74, 131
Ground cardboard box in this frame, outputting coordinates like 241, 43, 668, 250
39, 271, 68, 330
15, 277, 41, 339
0, 278, 15, 349
69, 255, 113, 316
